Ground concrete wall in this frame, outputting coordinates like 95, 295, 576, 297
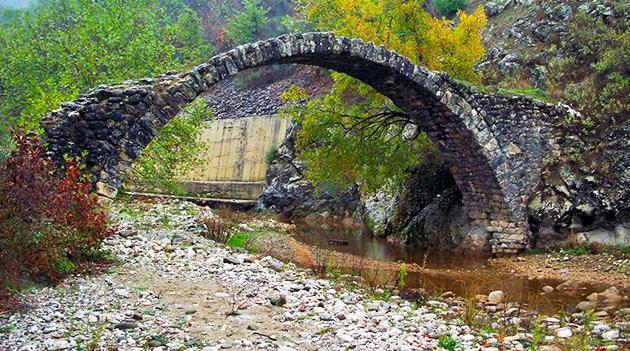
183, 115, 289, 182
163, 115, 290, 200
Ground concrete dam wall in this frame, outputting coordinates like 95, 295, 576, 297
127, 115, 290, 201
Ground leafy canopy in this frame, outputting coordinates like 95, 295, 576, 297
225, 0, 270, 45
433, 0, 468, 18
284, 0, 486, 194
0, 0, 211, 145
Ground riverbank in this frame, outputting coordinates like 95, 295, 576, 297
0, 199, 627, 350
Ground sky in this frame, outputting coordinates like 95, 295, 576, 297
0, 0, 30, 9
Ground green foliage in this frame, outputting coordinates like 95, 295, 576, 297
280, 0, 486, 195
438, 335, 458, 351
225, 0, 270, 45
227, 231, 250, 248
281, 85, 433, 195
0, 0, 212, 152
0, 6, 22, 27
545, 5, 628, 129
433, 0, 468, 18
129, 100, 212, 195
565, 243, 594, 257
529, 321, 545, 351
397, 263, 408, 290
265, 144, 278, 165
0, 324, 15, 334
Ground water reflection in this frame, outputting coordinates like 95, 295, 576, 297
291, 221, 610, 315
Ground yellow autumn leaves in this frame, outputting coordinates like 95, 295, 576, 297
297, 0, 487, 81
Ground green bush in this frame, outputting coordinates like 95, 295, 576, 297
438, 335, 458, 351
225, 0, 270, 45
128, 100, 212, 195
265, 144, 278, 165
434, 0, 468, 18
1, 130, 111, 292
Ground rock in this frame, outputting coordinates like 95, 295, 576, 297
270, 294, 286, 307
505, 307, 519, 316
542, 285, 554, 293
114, 288, 130, 297
261, 256, 284, 272
223, 257, 241, 265
337, 332, 354, 343
556, 327, 572, 338
366, 302, 380, 311
440, 291, 455, 299
602, 329, 619, 340
485, 2, 501, 17
488, 291, 505, 304
221, 341, 233, 349
43, 339, 75, 351
576, 301, 593, 311
587, 293, 600, 302
114, 321, 138, 330
475, 294, 488, 302
593, 311, 609, 318
320, 313, 334, 321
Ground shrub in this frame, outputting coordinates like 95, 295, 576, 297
433, 0, 468, 18
265, 143, 278, 165
200, 216, 237, 245
0, 129, 110, 292
438, 336, 458, 351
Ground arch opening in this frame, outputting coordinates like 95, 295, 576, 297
43, 32, 555, 253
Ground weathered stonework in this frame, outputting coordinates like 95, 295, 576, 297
42, 32, 572, 254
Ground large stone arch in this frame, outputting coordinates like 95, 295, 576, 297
42, 32, 570, 254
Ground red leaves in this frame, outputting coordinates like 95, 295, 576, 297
0, 128, 110, 289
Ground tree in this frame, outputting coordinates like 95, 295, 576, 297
0, 0, 212, 155
284, 0, 487, 194
225, 0, 270, 45
128, 100, 213, 195
433, 0, 468, 18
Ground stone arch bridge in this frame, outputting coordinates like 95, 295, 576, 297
42, 32, 571, 254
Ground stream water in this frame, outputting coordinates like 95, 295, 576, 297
291, 222, 610, 315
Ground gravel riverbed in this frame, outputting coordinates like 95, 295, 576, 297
0, 200, 626, 350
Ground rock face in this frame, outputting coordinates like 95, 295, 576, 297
256, 122, 361, 218
204, 66, 331, 119
477, 0, 629, 246
379, 158, 468, 249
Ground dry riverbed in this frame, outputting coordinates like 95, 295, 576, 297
0, 199, 628, 350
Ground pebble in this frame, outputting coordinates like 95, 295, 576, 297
556, 327, 572, 338
542, 285, 554, 293
602, 329, 619, 340
488, 290, 505, 304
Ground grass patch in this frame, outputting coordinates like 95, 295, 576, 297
565, 243, 594, 257
0, 324, 15, 334
498, 87, 549, 101
438, 335, 458, 351
227, 231, 250, 249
